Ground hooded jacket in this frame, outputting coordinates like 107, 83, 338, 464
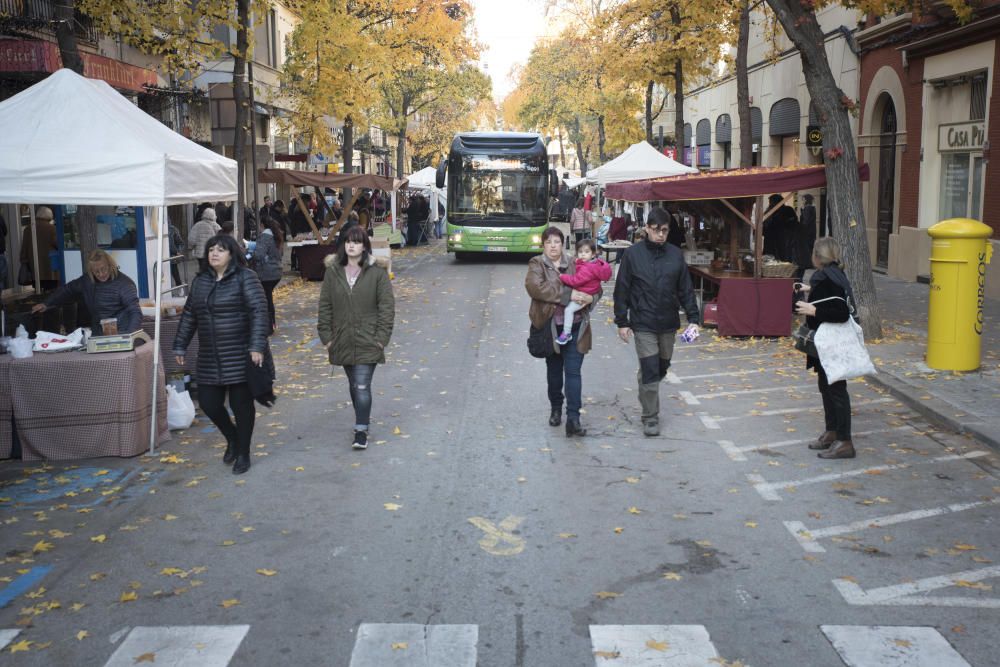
252, 229, 283, 282
317, 254, 395, 366
560, 257, 611, 295
613, 239, 700, 333
172, 263, 269, 386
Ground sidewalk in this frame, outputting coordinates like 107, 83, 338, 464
866, 272, 1000, 451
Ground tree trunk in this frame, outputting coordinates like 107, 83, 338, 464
673, 58, 684, 163
766, 0, 882, 338
597, 115, 607, 163
557, 125, 567, 170
396, 119, 407, 177
575, 140, 588, 177
343, 116, 354, 203
232, 0, 251, 222
737, 0, 753, 168
53, 0, 84, 74
645, 80, 655, 144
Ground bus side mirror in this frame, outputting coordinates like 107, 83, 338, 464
436, 160, 447, 189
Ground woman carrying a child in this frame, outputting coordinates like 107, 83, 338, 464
525, 228, 608, 438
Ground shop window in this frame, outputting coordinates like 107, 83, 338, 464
939, 153, 984, 221
61, 206, 138, 251
970, 74, 987, 120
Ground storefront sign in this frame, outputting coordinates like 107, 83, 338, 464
938, 121, 986, 152
697, 145, 711, 167
806, 125, 823, 147
0, 40, 157, 92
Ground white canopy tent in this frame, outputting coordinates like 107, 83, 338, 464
0, 69, 238, 453
405, 166, 446, 221
593, 141, 698, 187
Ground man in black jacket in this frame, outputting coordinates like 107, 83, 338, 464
614, 208, 700, 436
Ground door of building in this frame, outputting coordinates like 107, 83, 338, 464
876, 99, 897, 269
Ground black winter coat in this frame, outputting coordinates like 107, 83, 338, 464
44, 272, 142, 333
172, 263, 270, 386
614, 240, 700, 333
805, 262, 853, 370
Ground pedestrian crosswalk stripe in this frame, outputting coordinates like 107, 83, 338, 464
821, 625, 971, 666
348, 623, 477, 667
0, 629, 21, 651
589, 625, 720, 665
103, 625, 250, 667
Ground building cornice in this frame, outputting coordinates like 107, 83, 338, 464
856, 13, 913, 47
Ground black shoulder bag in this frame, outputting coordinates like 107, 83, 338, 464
527, 318, 555, 358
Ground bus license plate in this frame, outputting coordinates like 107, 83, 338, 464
485, 246, 508, 252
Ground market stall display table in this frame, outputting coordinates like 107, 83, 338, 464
288, 240, 337, 281
0, 342, 168, 460
689, 266, 794, 337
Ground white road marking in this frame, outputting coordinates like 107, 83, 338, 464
0, 630, 20, 650
698, 413, 720, 430
716, 397, 895, 422
749, 451, 990, 500
821, 625, 971, 666
671, 368, 766, 380
665, 370, 681, 384
589, 624, 720, 665
716, 440, 746, 461
785, 497, 1000, 553
348, 624, 478, 667
692, 383, 814, 399
833, 564, 1000, 608
679, 391, 700, 405
734, 426, 911, 456
672, 351, 782, 364
103, 625, 250, 667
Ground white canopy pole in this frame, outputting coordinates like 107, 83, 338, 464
28, 206, 40, 294
390, 187, 397, 233
149, 206, 165, 455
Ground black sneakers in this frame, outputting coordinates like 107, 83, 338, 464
352, 430, 368, 450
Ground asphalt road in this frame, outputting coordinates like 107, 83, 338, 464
2, 243, 999, 666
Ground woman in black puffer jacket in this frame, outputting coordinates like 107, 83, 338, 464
173, 235, 270, 474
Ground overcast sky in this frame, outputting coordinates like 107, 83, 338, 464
471, 0, 548, 102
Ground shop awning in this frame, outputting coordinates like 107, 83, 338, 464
257, 168, 407, 191
605, 163, 869, 202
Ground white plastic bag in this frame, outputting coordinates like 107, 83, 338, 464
33, 327, 86, 352
814, 317, 877, 383
9, 337, 33, 358
166, 385, 196, 430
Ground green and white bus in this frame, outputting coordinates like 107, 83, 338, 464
436, 132, 557, 258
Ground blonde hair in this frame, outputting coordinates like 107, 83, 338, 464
87, 249, 120, 280
812, 236, 842, 267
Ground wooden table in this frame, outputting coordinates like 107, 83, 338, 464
689, 265, 794, 337
0, 342, 168, 460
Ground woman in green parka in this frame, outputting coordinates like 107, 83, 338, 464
317, 225, 395, 450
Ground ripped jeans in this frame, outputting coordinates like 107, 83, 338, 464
343, 364, 376, 429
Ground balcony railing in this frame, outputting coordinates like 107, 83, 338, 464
0, 0, 100, 43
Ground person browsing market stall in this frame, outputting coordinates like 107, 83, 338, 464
31, 249, 142, 334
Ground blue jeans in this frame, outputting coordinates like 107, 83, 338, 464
545, 323, 584, 420
344, 364, 376, 428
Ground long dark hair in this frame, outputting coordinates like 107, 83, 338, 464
204, 234, 247, 270
336, 225, 372, 266
261, 215, 284, 249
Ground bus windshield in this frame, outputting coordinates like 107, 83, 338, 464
451, 153, 547, 227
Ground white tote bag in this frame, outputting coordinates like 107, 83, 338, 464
814, 315, 876, 383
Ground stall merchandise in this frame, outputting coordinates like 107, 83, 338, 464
605, 164, 869, 337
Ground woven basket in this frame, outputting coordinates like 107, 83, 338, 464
761, 262, 798, 278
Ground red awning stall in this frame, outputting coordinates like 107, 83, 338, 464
605, 164, 868, 337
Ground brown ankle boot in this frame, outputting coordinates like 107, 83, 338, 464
818, 440, 855, 459
808, 431, 838, 450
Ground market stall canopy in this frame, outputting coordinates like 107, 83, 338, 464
406, 166, 438, 189
0, 69, 237, 205
606, 164, 870, 202
597, 140, 698, 187
258, 168, 407, 191
562, 176, 587, 189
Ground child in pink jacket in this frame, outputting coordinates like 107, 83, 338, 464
557, 239, 612, 344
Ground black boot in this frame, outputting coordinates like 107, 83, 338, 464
549, 406, 561, 427
565, 418, 587, 437
232, 446, 251, 474
222, 436, 237, 465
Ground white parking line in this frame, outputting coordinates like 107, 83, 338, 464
348, 624, 478, 667
833, 564, 1000, 608
698, 413, 720, 430
716, 440, 746, 461
672, 351, 782, 364
103, 626, 250, 667
723, 426, 911, 460
693, 383, 814, 399
716, 397, 895, 422
0, 630, 20, 651
784, 497, 1000, 552
748, 451, 990, 501
671, 368, 766, 380
589, 625, 720, 665
679, 391, 700, 405
821, 625, 971, 666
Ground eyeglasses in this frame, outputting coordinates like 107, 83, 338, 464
646, 226, 668, 234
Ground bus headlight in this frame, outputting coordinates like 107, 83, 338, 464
530, 234, 541, 245
450, 233, 462, 243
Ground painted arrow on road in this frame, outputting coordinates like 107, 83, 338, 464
834, 564, 1000, 608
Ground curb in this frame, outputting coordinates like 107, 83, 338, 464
866, 370, 1000, 454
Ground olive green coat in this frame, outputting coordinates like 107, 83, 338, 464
317, 255, 395, 365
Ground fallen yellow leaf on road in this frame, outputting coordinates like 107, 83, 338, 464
953, 544, 978, 551
133, 652, 156, 662
159, 568, 184, 576
628, 507, 642, 515
613, 527, 624, 534
256, 569, 277, 576
558, 533, 577, 539
595, 591, 621, 599
221, 540, 236, 547
393, 426, 402, 435
75, 630, 88, 641
625, 477, 640, 484
220, 599, 241, 608
384, 503, 402, 511
294, 466, 305, 472
119, 591, 138, 603
893, 639, 912, 648
25, 587, 45, 598
956, 580, 992, 591
90, 534, 106, 543
391, 642, 408, 650
594, 649, 621, 659
32, 540, 53, 553
162, 514, 178, 521
7, 640, 32, 653
646, 639, 670, 651
662, 572, 683, 581
745, 522, 758, 528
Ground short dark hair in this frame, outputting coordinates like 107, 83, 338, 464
541, 226, 564, 243
336, 224, 372, 266
204, 234, 247, 268
576, 238, 597, 254
646, 207, 670, 228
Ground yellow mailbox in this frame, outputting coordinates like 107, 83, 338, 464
926, 218, 994, 371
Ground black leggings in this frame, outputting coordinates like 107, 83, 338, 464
344, 364, 376, 428
198, 383, 255, 456
261, 279, 279, 330
817, 360, 851, 440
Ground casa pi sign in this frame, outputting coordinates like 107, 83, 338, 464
938, 120, 986, 152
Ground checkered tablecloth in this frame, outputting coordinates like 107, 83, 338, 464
0, 342, 169, 461
142, 316, 197, 382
